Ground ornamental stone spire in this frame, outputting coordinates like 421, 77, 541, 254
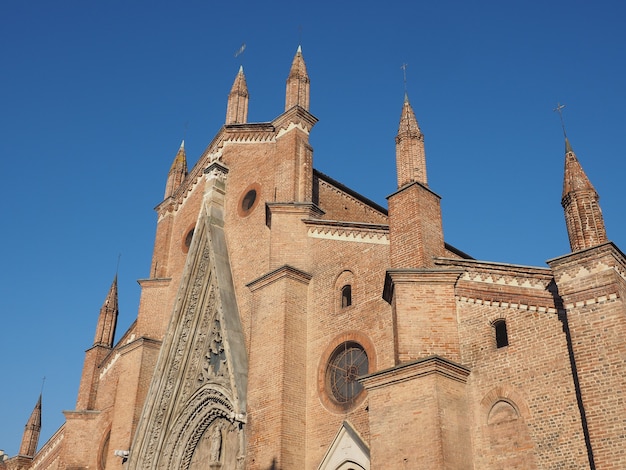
226, 66, 249, 124
285, 45, 310, 111
396, 93, 427, 188
561, 138, 607, 251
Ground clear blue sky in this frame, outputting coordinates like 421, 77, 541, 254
1, 0, 625, 456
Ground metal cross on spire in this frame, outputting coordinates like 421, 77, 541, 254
401, 63, 408, 94
116, 253, 122, 277
234, 43, 246, 59
554, 102, 568, 139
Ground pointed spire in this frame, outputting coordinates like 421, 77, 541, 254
93, 275, 119, 348
18, 394, 42, 457
561, 139, 607, 251
164, 140, 188, 199
226, 66, 249, 124
395, 93, 427, 187
285, 45, 310, 111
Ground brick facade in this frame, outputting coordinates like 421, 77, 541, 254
4, 47, 625, 470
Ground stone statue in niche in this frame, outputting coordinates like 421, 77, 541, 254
189, 419, 243, 470
209, 422, 222, 465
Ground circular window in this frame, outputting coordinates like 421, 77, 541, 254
242, 189, 256, 211
237, 183, 261, 217
326, 342, 369, 406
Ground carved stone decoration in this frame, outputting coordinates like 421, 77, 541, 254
318, 421, 370, 470
159, 386, 246, 470
199, 319, 229, 382
127, 168, 248, 470
188, 416, 242, 469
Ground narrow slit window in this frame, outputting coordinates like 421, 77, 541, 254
494, 320, 509, 348
341, 285, 352, 308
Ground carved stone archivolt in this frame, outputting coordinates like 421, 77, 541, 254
127, 170, 248, 470
161, 386, 246, 470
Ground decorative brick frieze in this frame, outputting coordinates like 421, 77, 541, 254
305, 220, 389, 245
457, 296, 559, 314
272, 106, 318, 134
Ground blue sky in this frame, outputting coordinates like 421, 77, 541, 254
1, 0, 625, 456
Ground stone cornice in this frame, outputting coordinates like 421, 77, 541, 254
436, 257, 555, 290
272, 105, 318, 134
383, 268, 464, 303
433, 258, 559, 312
137, 277, 172, 287
266, 202, 325, 218
246, 265, 313, 292
436, 257, 552, 278
386, 180, 441, 201
99, 336, 162, 380
547, 241, 626, 284
360, 355, 470, 390
223, 123, 276, 144
548, 241, 624, 265
62, 409, 101, 419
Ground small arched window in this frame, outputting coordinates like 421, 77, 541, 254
494, 319, 509, 348
341, 285, 352, 308
182, 228, 194, 254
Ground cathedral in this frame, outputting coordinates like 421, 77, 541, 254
3, 46, 626, 469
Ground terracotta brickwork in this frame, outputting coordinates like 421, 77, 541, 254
7, 47, 626, 470
549, 244, 626, 469
388, 182, 445, 268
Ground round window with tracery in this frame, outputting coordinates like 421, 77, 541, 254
326, 341, 368, 407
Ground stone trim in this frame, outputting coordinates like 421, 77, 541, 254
386, 180, 441, 201
383, 269, 463, 303
273, 105, 318, 134
99, 337, 162, 380
360, 355, 470, 390
436, 257, 554, 287
63, 410, 100, 419
30, 425, 64, 469
266, 202, 325, 218
246, 265, 313, 292
137, 277, 173, 286
317, 421, 370, 470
